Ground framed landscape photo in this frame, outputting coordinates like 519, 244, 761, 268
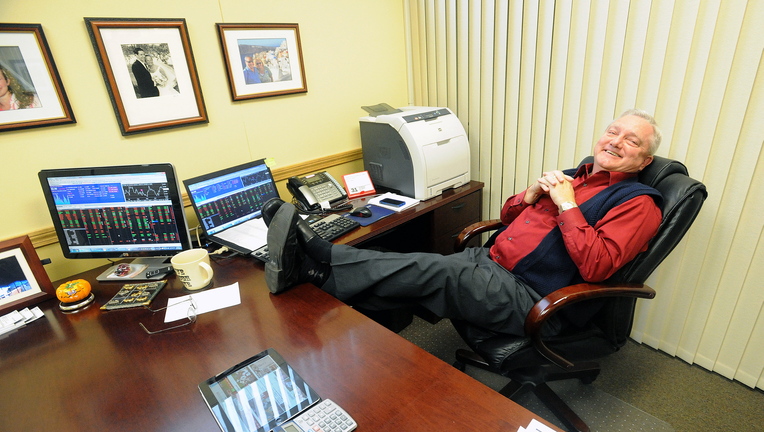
84, 18, 208, 135
217, 23, 307, 101
0, 236, 54, 315
0, 23, 75, 132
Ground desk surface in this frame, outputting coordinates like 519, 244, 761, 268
339, 181, 483, 247
0, 182, 561, 432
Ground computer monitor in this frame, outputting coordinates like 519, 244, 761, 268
184, 159, 279, 236
38, 163, 192, 281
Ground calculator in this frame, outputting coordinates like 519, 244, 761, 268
273, 399, 357, 432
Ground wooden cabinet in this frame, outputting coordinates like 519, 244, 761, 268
351, 181, 483, 255
429, 190, 481, 254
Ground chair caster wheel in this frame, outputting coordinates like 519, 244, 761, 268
453, 360, 466, 371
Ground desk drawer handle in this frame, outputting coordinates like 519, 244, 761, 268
451, 203, 466, 210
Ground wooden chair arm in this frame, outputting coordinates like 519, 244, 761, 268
525, 282, 656, 369
455, 219, 503, 252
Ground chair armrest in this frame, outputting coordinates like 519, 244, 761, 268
525, 282, 656, 369
455, 219, 503, 252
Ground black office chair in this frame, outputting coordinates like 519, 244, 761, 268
451, 156, 707, 432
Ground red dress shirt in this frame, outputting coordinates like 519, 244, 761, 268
489, 164, 662, 282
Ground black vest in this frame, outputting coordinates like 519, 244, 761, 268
512, 173, 662, 298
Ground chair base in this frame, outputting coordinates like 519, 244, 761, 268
454, 349, 600, 432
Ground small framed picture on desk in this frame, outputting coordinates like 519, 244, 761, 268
0, 235, 54, 314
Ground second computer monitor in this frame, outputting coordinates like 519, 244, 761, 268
183, 159, 280, 238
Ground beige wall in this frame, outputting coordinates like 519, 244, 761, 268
2, 1, 409, 281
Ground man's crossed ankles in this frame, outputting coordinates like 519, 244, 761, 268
263, 198, 332, 294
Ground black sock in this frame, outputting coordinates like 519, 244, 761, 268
303, 236, 332, 263
299, 255, 331, 287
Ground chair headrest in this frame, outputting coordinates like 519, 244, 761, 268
638, 156, 689, 187
578, 155, 689, 188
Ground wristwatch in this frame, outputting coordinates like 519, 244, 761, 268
559, 201, 577, 213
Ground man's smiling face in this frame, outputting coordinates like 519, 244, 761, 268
592, 114, 654, 174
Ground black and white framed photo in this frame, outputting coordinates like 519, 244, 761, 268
217, 23, 307, 101
84, 18, 208, 135
0, 23, 75, 132
0, 236, 54, 315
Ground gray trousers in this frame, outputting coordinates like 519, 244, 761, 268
322, 245, 555, 336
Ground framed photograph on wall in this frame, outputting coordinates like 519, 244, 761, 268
217, 23, 307, 101
84, 18, 208, 135
0, 236, 54, 315
0, 23, 75, 132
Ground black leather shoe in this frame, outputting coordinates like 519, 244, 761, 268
295, 217, 333, 263
295, 217, 319, 247
265, 202, 303, 294
262, 198, 285, 227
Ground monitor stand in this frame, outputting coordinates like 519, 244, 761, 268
96, 257, 174, 282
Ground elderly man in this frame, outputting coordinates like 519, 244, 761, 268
265, 109, 663, 336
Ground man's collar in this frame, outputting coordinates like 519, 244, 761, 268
576, 163, 638, 185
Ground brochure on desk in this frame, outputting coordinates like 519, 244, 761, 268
368, 193, 420, 212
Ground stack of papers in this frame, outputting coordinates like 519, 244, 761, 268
0, 307, 44, 336
368, 193, 420, 212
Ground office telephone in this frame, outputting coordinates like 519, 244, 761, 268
287, 171, 348, 210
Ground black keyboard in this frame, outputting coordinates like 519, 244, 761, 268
252, 214, 360, 262
308, 214, 361, 241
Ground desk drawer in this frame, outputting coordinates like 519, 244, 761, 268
430, 191, 481, 254
431, 219, 480, 254
432, 192, 481, 234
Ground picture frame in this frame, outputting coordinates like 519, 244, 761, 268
216, 23, 308, 101
0, 23, 76, 132
84, 18, 208, 135
0, 236, 54, 315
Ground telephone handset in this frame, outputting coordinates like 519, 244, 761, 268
287, 171, 348, 211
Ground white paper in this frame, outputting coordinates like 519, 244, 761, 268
164, 283, 241, 323
368, 192, 420, 212
25, 307, 45, 323
18, 308, 34, 322
215, 218, 268, 251
0, 310, 24, 327
0, 310, 26, 336
523, 419, 556, 432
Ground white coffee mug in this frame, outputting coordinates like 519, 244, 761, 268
171, 249, 213, 290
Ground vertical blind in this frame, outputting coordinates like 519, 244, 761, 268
405, 0, 764, 390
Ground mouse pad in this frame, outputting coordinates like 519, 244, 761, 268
343, 204, 395, 226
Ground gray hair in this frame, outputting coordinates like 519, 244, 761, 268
616, 109, 662, 155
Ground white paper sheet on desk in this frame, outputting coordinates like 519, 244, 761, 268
215, 218, 268, 251
164, 283, 241, 323
519, 419, 556, 432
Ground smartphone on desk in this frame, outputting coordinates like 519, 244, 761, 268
380, 197, 406, 207
287, 171, 348, 211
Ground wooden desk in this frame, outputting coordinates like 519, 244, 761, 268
340, 180, 484, 254
0, 181, 561, 432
